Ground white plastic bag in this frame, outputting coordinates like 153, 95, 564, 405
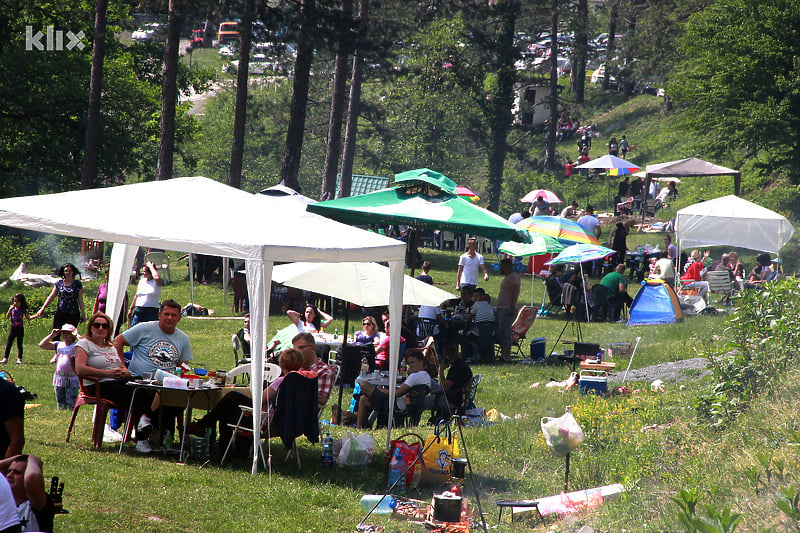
541, 406, 584, 457
336, 431, 375, 467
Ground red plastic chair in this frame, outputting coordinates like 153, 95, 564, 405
65, 361, 130, 449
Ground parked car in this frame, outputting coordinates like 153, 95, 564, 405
131, 22, 167, 42
218, 21, 239, 45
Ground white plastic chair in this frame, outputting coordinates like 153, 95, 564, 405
221, 363, 282, 471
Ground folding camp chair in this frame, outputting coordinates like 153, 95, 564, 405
706, 270, 736, 306
495, 305, 539, 360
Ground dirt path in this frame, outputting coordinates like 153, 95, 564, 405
608, 357, 710, 384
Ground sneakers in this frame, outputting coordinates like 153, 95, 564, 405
0, 359, 7, 364
135, 440, 153, 454
137, 414, 153, 433
15, 359, 22, 364
103, 424, 124, 444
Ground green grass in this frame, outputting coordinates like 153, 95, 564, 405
1, 252, 798, 532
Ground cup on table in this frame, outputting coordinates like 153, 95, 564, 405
191, 378, 204, 389
142, 372, 153, 382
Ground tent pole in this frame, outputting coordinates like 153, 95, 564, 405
188, 253, 195, 305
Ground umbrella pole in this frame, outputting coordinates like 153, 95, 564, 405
335, 305, 351, 425
408, 229, 421, 277
580, 262, 590, 322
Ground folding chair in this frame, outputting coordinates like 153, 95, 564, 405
220, 363, 281, 467
706, 270, 735, 306
495, 305, 539, 360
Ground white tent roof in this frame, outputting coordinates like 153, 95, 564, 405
0, 177, 402, 262
675, 195, 794, 253
0, 176, 407, 473
644, 157, 739, 177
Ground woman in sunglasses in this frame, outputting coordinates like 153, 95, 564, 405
74, 312, 131, 407
353, 316, 380, 345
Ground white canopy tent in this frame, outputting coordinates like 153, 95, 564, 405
675, 195, 795, 253
0, 177, 407, 474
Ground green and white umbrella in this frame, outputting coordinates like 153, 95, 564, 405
308, 168, 533, 244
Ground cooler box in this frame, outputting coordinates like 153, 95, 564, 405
578, 370, 608, 396
529, 337, 546, 361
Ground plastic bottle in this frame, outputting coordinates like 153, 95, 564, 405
398, 361, 407, 381
359, 494, 397, 514
334, 328, 339, 339
321, 432, 334, 467
360, 357, 369, 378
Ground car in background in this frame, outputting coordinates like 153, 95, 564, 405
132, 22, 167, 42
218, 21, 239, 45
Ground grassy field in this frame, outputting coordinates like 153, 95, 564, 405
1, 246, 798, 532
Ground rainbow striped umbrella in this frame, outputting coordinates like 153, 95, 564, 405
455, 186, 480, 202
518, 215, 601, 245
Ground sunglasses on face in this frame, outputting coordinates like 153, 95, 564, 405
92, 322, 109, 329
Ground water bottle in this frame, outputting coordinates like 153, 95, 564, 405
360, 357, 369, 378
398, 361, 407, 381
321, 432, 334, 467
359, 494, 397, 514
334, 328, 339, 339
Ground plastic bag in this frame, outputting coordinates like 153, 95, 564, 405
421, 421, 460, 485
337, 431, 375, 467
387, 433, 423, 491
540, 407, 584, 457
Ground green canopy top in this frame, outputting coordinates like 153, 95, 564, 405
308, 187, 533, 243
393, 168, 457, 194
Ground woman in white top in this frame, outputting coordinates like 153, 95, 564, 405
128, 262, 162, 326
74, 313, 131, 407
287, 304, 333, 333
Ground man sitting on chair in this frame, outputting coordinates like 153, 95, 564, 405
291, 332, 334, 407
599, 264, 633, 322
355, 351, 430, 429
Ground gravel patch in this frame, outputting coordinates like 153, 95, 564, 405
608, 357, 711, 384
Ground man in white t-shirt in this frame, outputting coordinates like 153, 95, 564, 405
355, 351, 430, 428
456, 237, 489, 290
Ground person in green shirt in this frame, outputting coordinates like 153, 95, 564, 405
599, 264, 633, 322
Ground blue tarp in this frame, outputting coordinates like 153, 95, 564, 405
627, 280, 683, 325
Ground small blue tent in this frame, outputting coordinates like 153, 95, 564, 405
627, 280, 683, 325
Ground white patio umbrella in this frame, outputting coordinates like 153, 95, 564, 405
271, 261, 456, 418
271, 261, 455, 308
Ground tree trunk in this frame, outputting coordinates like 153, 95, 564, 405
156, 0, 183, 181
544, 0, 559, 170
280, 0, 316, 191
229, 0, 254, 190
338, 0, 370, 199
80, 0, 108, 190
603, 0, 618, 91
570, 0, 588, 104
486, 0, 518, 212
321, 0, 354, 200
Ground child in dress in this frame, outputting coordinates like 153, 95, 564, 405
3, 293, 30, 364
39, 324, 80, 410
